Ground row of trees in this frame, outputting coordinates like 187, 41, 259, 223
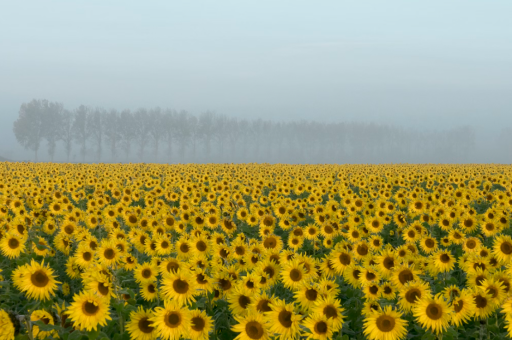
13, 99, 478, 164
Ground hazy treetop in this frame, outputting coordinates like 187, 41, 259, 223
1, 1, 512, 159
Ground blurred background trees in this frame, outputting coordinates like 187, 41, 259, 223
12, 99, 483, 164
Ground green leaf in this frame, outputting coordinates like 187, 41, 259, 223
32, 320, 61, 332
15, 335, 30, 340
87, 330, 99, 340
421, 332, 436, 340
68, 330, 86, 340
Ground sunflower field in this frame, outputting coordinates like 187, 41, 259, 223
1, 163, 512, 340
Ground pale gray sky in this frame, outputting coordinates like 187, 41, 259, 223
1, 1, 512, 160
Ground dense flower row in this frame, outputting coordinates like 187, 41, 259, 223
0, 163, 512, 340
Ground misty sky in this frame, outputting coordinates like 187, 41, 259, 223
1, 1, 512, 158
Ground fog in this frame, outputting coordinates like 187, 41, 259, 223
1, 1, 512, 163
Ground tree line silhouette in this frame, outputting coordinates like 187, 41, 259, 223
13, 99, 477, 164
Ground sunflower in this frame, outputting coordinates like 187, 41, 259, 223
134, 262, 158, 284
472, 290, 498, 319
0, 233, 25, 259
362, 283, 381, 301
232, 311, 269, 340
161, 270, 197, 306
390, 264, 420, 289
312, 295, 345, 332
31, 309, 57, 339
493, 235, 512, 264
481, 220, 499, 237
149, 301, 190, 340
442, 285, 461, 300
66, 291, 112, 331
139, 281, 158, 302
362, 301, 382, 316
363, 305, 408, 340
176, 238, 193, 259
191, 236, 210, 256
264, 299, 301, 340
191, 269, 213, 294
343, 264, 364, 288
359, 267, 380, 286
228, 286, 253, 316
376, 249, 396, 279
154, 235, 173, 256
294, 283, 321, 312
97, 239, 122, 267
432, 250, 455, 273
450, 289, 475, 326
381, 283, 396, 300
353, 241, 370, 260
0, 309, 15, 340
304, 224, 319, 240
14, 260, 60, 301
248, 291, 276, 314
85, 273, 115, 300
479, 277, 506, 305
188, 309, 213, 340
280, 259, 306, 290
413, 294, 452, 334
419, 236, 438, 254
126, 307, 157, 340
330, 249, 352, 275
74, 244, 95, 269
398, 280, 431, 312
302, 313, 334, 340
32, 237, 51, 257
463, 237, 481, 253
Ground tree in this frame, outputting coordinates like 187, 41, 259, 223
199, 111, 216, 162
148, 107, 167, 161
175, 111, 193, 162
13, 99, 45, 161
72, 105, 90, 162
41, 101, 64, 162
162, 109, 176, 163
104, 109, 121, 161
119, 110, 135, 161
61, 109, 74, 162
87, 108, 104, 162
133, 109, 152, 161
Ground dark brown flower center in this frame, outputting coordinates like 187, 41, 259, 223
245, 321, 264, 339
405, 288, 421, 303
314, 321, 328, 334
256, 300, 272, 312
289, 269, 302, 282
440, 254, 451, 263
104, 248, 115, 260
82, 301, 99, 316
501, 242, 512, 255
164, 312, 181, 328
98, 282, 109, 296
196, 241, 207, 252
376, 315, 395, 332
138, 317, 154, 333
8, 238, 20, 249
239, 295, 251, 309
31, 270, 49, 288
305, 289, 318, 301
191, 316, 205, 331
173, 279, 189, 294
323, 305, 338, 318
278, 310, 292, 327
398, 269, 414, 285
426, 303, 442, 320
